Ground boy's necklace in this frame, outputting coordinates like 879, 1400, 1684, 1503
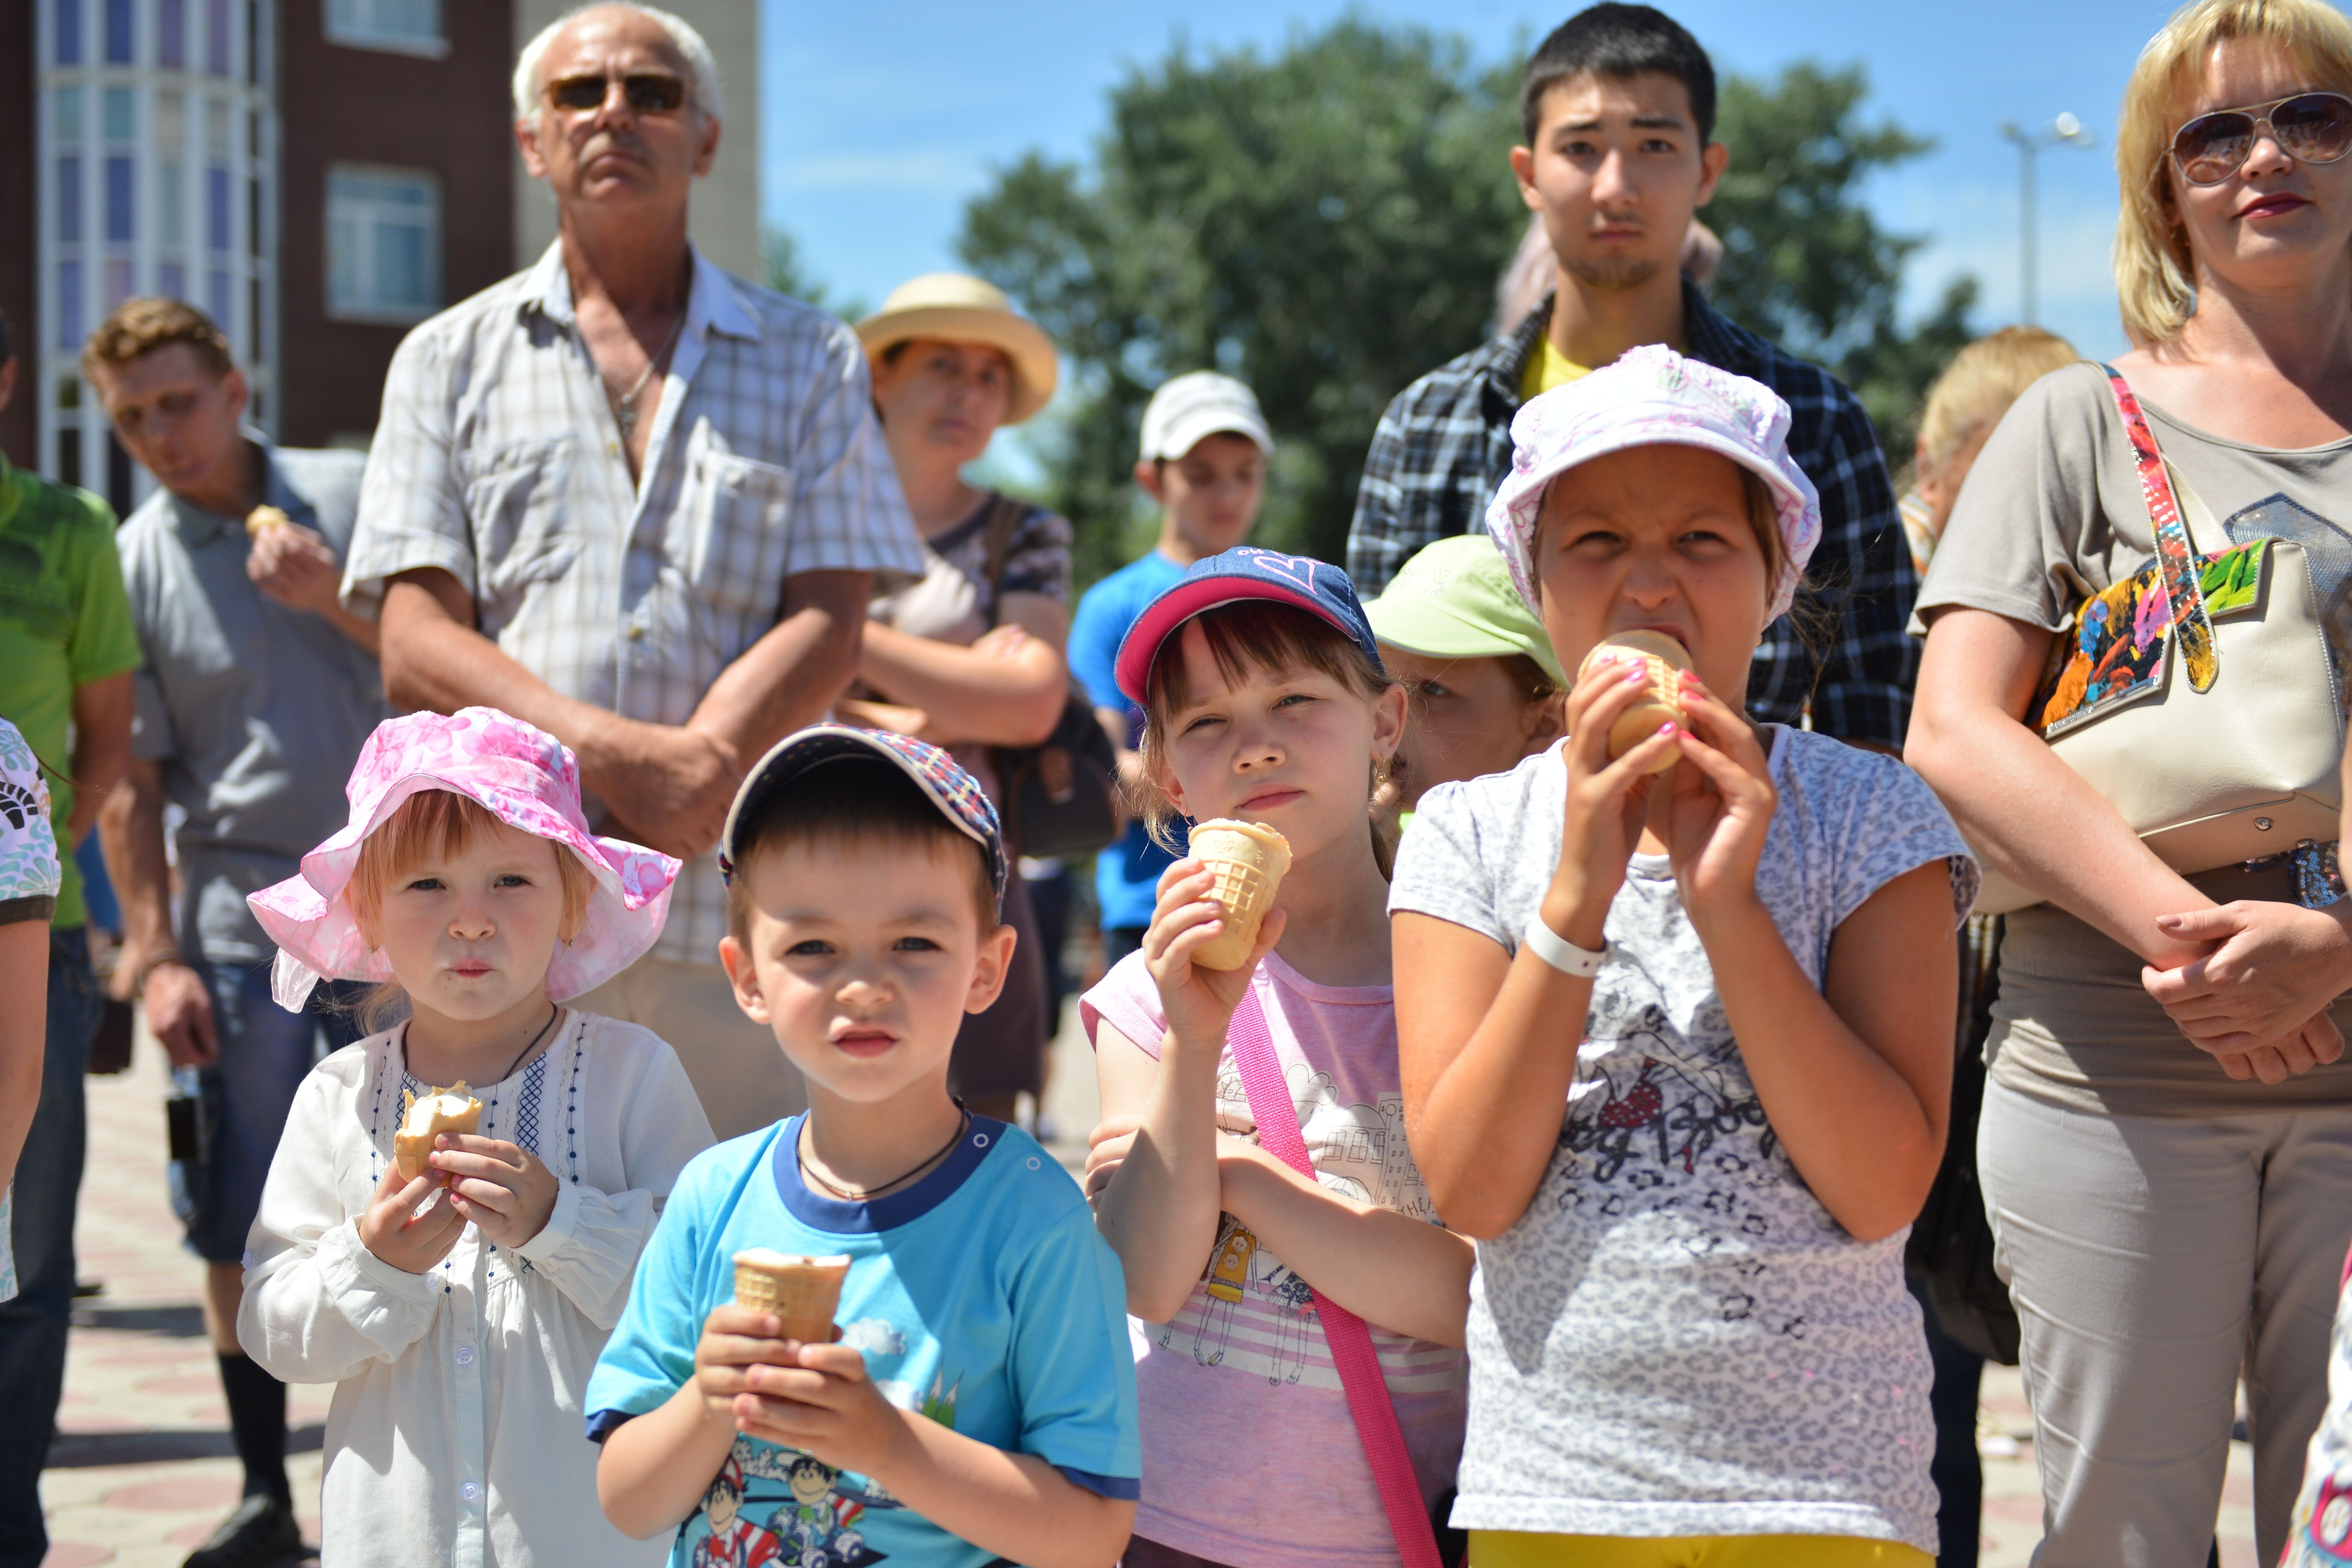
797, 1101, 970, 1202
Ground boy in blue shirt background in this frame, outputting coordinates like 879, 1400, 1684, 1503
1068, 372, 1272, 968
588, 726, 1139, 1568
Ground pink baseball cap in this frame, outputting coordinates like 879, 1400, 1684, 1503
1484, 343, 1822, 624
1111, 546, 1382, 706
247, 707, 680, 1012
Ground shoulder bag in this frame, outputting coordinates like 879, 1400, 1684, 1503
1225, 987, 1460, 1568
1969, 365, 2343, 915
979, 495, 1121, 861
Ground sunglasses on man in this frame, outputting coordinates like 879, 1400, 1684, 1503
2171, 90, 2352, 186
543, 72, 689, 116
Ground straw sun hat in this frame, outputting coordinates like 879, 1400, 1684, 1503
855, 274, 1059, 425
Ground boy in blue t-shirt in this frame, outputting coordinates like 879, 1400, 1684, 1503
1068, 371, 1273, 967
589, 726, 1139, 1568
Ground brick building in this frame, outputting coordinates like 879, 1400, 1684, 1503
3, 0, 761, 513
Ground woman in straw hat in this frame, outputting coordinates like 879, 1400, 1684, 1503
849, 273, 1071, 1125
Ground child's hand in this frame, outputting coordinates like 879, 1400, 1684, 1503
733, 1339, 913, 1482
356, 1160, 467, 1274
431, 1134, 561, 1249
1545, 650, 1681, 946
692, 1305, 807, 1423
1144, 859, 1286, 1052
1660, 672, 1777, 928
1082, 1114, 1144, 1202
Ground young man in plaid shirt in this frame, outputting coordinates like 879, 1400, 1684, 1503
1346, 3, 1917, 749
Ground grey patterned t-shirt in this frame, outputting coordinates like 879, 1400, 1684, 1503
1387, 726, 1975, 1552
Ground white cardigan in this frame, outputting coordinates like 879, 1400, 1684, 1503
239, 1010, 715, 1568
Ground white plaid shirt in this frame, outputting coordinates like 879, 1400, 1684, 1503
346, 242, 927, 963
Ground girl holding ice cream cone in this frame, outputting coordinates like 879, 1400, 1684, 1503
236, 706, 714, 1567
1080, 548, 1471, 1568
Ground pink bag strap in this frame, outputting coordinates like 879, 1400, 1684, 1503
2102, 363, 2219, 694
1227, 985, 1445, 1568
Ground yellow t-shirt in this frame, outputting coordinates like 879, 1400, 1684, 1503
1520, 336, 1591, 399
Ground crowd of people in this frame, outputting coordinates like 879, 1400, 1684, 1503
4, 0, 2352, 1565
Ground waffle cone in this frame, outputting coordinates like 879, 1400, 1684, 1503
1578, 630, 1692, 775
1186, 819, 1293, 970
732, 1251, 851, 1341
393, 1084, 482, 1182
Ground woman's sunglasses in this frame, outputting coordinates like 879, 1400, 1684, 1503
543, 72, 688, 116
2170, 90, 2352, 185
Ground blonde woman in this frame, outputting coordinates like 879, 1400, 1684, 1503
1899, 325, 2078, 574
853, 274, 1072, 1124
1909, 1, 2352, 1559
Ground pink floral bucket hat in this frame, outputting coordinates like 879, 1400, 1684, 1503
1483, 343, 1823, 624
248, 707, 680, 1012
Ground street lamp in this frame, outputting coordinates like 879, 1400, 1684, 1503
1998, 113, 2097, 325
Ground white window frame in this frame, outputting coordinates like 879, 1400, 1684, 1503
322, 0, 447, 59
326, 162, 440, 325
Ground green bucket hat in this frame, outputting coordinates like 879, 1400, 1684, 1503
1363, 535, 1565, 687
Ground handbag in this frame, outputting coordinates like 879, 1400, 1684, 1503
1225, 987, 1459, 1568
978, 495, 1121, 860
1903, 914, 2020, 1365
1969, 365, 2344, 916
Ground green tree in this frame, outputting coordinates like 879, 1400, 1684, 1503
960, 20, 1526, 578
1707, 62, 1978, 459
963, 29, 1976, 579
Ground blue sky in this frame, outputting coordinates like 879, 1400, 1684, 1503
758, 0, 2181, 371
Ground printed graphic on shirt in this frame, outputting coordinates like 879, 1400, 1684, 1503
1146, 1060, 1457, 1393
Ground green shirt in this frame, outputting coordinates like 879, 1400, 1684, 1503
0, 453, 140, 929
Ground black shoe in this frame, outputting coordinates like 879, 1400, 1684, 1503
183, 1495, 302, 1568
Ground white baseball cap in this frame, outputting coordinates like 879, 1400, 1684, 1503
1139, 371, 1274, 463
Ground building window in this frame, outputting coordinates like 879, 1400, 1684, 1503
159, 260, 186, 300
207, 164, 229, 250
58, 157, 82, 241
56, 0, 82, 65
206, 0, 229, 74
54, 86, 82, 143
105, 0, 133, 63
57, 261, 84, 349
159, 0, 185, 67
324, 0, 445, 56
207, 267, 230, 329
106, 258, 134, 311
102, 86, 133, 142
105, 156, 134, 242
327, 166, 440, 323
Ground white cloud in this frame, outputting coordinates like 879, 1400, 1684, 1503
838, 1317, 906, 1355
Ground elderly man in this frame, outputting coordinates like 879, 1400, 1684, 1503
345, 3, 924, 1137
88, 297, 383, 1568
0, 309, 139, 1568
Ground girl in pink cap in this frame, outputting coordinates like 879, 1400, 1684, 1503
236, 706, 714, 1568
1389, 346, 1978, 1566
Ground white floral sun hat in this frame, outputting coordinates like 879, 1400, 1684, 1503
1483, 343, 1823, 624
248, 707, 680, 1012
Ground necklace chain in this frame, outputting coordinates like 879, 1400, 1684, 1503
797, 1101, 970, 1202
605, 306, 687, 440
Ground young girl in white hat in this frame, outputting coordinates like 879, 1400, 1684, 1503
1388, 346, 1975, 1566
237, 707, 714, 1567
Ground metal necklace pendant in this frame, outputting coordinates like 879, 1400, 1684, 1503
604, 306, 687, 443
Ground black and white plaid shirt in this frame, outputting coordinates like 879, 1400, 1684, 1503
1346, 283, 1919, 747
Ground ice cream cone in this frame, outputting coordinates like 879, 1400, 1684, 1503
245, 504, 292, 539
1578, 630, 1692, 774
732, 1250, 852, 1342
394, 1083, 482, 1182
1186, 819, 1293, 970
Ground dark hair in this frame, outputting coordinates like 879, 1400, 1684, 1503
723, 755, 997, 941
1520, 4, 1718, 146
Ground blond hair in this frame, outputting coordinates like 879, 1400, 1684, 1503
1917, 327, 2080, 470
83, 297, 233, 383
2116, 0, 2352, 346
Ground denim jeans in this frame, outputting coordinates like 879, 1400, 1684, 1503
0, 928, 98, 1566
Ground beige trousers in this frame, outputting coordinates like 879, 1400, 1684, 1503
574, 954, 804, 1140
1980, 1077, 2352, 1566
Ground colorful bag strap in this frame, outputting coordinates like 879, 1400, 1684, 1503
2101, 364, 2218, 693
1226, 986, 1446, 1568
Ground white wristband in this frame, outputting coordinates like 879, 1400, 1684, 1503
1523, 916, 1607, 978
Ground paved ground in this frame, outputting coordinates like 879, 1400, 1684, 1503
39, 1009, 2260, 1565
